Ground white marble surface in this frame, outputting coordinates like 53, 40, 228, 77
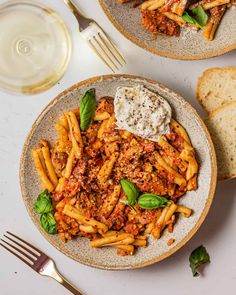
0, 0, 235, 294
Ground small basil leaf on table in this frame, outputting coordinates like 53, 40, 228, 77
34, 189, 53, 214
138, 194, 170, 209
120, 179, 139, 206
80, 88, 96, 131
40, 213, 57, 234
189, 245, 210, 277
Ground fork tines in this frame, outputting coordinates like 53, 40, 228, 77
1, 231, 83, 294
81, 22, 126, 72
0, 231, 42, 269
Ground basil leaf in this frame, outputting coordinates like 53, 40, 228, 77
34, 190, 53, 214
40, 213, 57, 234
120, 179, 139, 206
189, 245, 210, 277
138, 194, 170, 209
192, 6, 208, 27
182, 6, 208, 29
80, 88, 96, 131
182, 12, 198, 26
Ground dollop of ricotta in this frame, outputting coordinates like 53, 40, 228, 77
114, 85, 172, 141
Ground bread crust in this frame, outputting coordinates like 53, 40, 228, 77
205, 100, 236, 181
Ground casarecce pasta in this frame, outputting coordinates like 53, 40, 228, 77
32, 96, 198, 256
119, 0, 235, 40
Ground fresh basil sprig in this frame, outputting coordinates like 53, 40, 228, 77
119, 180, 170, 210
120, 179, 139, 207
34, 190, 53, 214
34, 190, 57, 234
138, 194, 170, 209
40, 213, 57, 234
182, 6, 208, 28
189, 245, 210, 277
80, 88, 96, 131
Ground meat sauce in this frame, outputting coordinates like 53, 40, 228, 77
53, 97, 195, 242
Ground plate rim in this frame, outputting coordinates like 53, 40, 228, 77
98, 0, 236, 60
20, 74, 217, 270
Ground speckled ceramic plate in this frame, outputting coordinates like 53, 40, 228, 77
99, 1, 236, 59
20, 75, 217, 270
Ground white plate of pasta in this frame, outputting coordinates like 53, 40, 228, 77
20, 75, 217, 270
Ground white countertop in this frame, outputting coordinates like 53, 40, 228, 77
0, 1, 236, 294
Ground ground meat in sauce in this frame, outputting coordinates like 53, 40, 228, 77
141, 9, 180, 36
140, 0, 182, 36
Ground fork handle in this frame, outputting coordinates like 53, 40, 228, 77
53, 269, 83, 295
60, 277, 84, 295
63, 0, 91, 31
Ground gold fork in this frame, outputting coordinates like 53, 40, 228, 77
0, 231, 83, 295
63, 0, 126, 72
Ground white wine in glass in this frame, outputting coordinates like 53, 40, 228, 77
0, 0, 72, 95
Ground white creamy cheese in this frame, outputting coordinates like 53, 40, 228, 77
114, 85, 172, 141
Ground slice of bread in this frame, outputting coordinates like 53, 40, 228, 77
205, 100, 236, 180
197, 67, 236, 113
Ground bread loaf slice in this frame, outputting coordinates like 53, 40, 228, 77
205, 100, 236, 180
197, 67, 236, 113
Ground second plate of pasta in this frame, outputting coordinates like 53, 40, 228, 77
20, 75, 217, 270
99, 0, 236, 59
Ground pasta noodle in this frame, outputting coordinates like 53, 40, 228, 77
133, 239, 147, 247
62, 149, 75, 179
176, 205, 192, 217
158, 135, 187, 172
171, 119, 191, 144
97, 153, 118, 187
164, 203, 178, 223
41, 146, 58, 186
94, 111, 110, 121
114, 245, 134, 255
164, 12, 186, 26
36, 148, 47, 172
91, 233, 134, 247
59, 115, 69, 130
148, 0, 166, 10
55, 124, 68, 142
63, 204, 108, 233
55, 177, 66, 193
171, 0, 188, 16
32, 149, 54, 192
66, 112, 83, 158
99, 185, 121, 218
180, 149, 198, 181
153, 152, 187, 187
203, 5, 226, 41
152, 207, 169, 239
203, 0, 230, 10
79, 225, 96, 233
